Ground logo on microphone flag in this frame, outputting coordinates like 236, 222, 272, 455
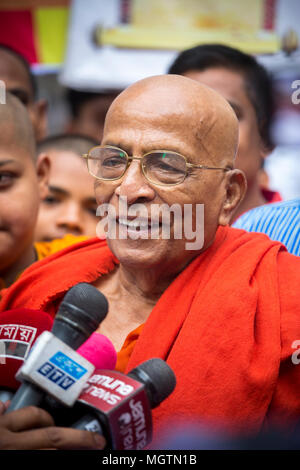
37, 351, 88, 390
78, 370, 152, 450
0, 324, 37, 362
17, 331, 95, 406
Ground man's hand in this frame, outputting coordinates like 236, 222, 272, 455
0, 402, 105, 450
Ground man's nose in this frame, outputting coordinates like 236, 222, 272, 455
55, 202, 84, 235
115, 160, 156, 204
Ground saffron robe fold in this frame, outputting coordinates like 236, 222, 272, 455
1, 226, 300, 437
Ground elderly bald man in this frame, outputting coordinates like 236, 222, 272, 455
1, 75, 300, 446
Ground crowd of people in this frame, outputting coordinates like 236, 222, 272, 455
0, 39, 299, 450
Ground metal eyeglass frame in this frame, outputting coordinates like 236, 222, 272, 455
82, 145, 232, 187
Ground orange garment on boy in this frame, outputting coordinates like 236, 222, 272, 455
1, 227, 300, 437
34, 234, 87, 261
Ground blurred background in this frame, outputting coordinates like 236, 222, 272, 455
0, 0, 299, 199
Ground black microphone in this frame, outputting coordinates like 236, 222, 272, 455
6, 283, 108, 412
71, 358, 176, 450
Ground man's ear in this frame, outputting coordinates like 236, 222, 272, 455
31, 99, 48, 141
218, 169, 247, 226
36, 152, 50, 200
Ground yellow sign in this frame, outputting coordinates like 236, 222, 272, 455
97, 0, 279, 54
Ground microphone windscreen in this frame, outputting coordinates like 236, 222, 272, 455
77, 332, 117, 370
0, 308, 53, 390
129, 358, 176, 408
54, 283, 109, 341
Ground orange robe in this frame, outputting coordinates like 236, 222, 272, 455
1, 226, 300, 439
0, 234, 87, 291
34, 234, 88, 261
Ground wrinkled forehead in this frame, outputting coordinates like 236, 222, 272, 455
104, 76, 238, 165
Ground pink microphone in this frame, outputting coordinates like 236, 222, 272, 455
77, 332, 117, 371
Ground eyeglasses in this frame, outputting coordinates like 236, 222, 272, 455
82, 145, 231, 186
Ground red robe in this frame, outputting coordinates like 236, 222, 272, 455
1, 226, 300, 440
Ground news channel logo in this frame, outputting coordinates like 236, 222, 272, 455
37, 351, 88, 390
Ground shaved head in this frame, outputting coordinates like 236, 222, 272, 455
0, 47, 47, 141
104, 74, 239, 168
0, 46, 36, 102
0, 91, 36, 158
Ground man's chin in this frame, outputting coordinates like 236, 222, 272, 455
106, 236, 185, 271
108, 234, 159, 256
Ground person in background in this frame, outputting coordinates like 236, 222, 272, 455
233, 199, 300, 256
0, 92, 48, 290
0, 44, 47, 141
168, 43, 281, 222
64, 88, 122, 142
0, 94, 87, 292
34, 134, 99, 243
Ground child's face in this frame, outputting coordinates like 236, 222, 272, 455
0, 144, 48, 275
34, 150, 98, 241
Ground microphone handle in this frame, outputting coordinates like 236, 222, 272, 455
6, 381, 44, 412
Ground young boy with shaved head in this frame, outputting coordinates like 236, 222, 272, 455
34, 134, 99, 243
0, 92, 48, 288
0, 93, 87, 291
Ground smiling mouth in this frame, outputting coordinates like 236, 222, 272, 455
117, 217, 162, 232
